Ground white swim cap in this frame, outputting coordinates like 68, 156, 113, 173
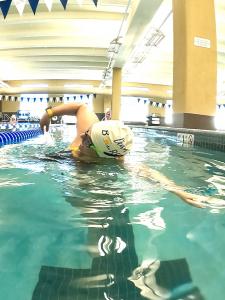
90, 120, 133, 158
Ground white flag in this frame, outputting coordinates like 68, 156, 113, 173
44, 0, 53, 11
13, 0, 26, 16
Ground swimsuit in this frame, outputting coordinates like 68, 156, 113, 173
69, 145, 79, 157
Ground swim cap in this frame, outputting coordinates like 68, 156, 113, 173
90, 120, 133, 158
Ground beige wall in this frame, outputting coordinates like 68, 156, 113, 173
2, 101, 20, 112
173, 0, 217, 116
103, 95, 112, 112
92, 94, 112, 114
93, 94, 104, 113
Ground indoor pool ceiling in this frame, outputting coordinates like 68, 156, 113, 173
0, 0, 224, 102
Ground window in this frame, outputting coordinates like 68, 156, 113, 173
62, 94, 93, 124
121, 97, 148, 122
19, 94, 48, 119
215, 105, 225, 130
164, 100, 173, 125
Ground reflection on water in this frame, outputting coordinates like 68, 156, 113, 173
1, 128, 225, 299
31, 162, 205, 300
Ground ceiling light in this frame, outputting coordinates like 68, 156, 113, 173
64, 84, 93, 89
0, 81, 10, 88
145, 28, 165, 47
21, 84, 48, 88
107, 37, 122, 57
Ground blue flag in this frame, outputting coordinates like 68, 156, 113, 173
28, 0, 39, 14
0, 0, 12, 19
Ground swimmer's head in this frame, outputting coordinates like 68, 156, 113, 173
90, 120, 133, 158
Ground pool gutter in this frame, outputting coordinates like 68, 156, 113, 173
131, 125, 225, 152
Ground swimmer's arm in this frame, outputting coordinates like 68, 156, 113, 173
40, 103, 98, 133
129, 163, 222, 208
40, 103, 84, 131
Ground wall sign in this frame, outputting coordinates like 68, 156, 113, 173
194, 37, 211, 49
177, 133, 194, 146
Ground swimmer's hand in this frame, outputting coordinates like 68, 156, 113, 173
40, 113, 51, 132
132, 164, 225, 209
168, 188, 225, 209
167, 188, 206, 208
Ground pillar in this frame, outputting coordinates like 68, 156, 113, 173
173, 0, 217, 129
111, 67, 122, 120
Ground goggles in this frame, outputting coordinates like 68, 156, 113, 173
83, 131, 98, 153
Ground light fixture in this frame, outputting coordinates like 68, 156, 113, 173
64, 84, 93, 89
145, 28, 165, 47
107, 37, 122, 58
21, 83, 48, 88
0, 81, 10, 88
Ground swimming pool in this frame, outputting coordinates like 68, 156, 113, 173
0, 126, 225, 300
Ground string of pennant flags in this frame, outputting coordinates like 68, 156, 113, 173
0, 94, 96, 102
0, 94, 224, 108
0, 0, 98, 18
0, 94, 172, 107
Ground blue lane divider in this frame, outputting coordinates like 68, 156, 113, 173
0, 129, 42, 147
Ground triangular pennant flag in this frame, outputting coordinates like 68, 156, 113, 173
80, 95, 83, 100
13, 0, 26, 16
59, 0, 68, 9
27, 0, 39, 14
92, 0, 98, 7
87, 94, 90, 99
0, 0, 12, 19
44, 0, 53, 11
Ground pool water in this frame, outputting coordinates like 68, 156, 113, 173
0, 126, 225, 300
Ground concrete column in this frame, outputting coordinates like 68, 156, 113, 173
111, 67, 122, 120
173, 0, 217, 129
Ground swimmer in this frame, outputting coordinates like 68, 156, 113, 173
40, 103, 225, 209
40, 103, 133, 161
